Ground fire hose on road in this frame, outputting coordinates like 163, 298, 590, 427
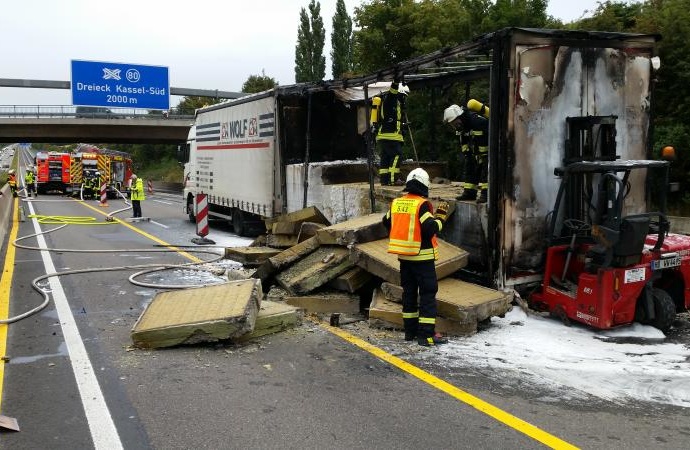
1, 210, 230, 325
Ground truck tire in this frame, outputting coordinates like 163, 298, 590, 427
232, 209, 246, 236
649, 288, 676, 332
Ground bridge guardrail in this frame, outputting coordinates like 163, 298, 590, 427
0, 105, 194, 120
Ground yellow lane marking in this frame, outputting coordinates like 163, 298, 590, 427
320, 321, 579, 450
0, 199, 21, 412
78, 201, 202, 263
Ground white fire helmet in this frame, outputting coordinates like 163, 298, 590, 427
443, 104, 464, 123
406, 167, 430, 188
399, 84, 410, 95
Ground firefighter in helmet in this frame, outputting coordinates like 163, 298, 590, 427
8, 170, 18, 197
83, 170, 95, 199
371, 78, 409, 186
443, 102, 489, 203
382, 168, 450, 346
93, 171, 102, 200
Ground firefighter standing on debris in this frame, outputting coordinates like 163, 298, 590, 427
371, 78, 409, 186
129, 173, 145, 218
8, 170, 17, 197
382, 168, 451, 346
24, 169, 36, 198
443, 101, 489, 203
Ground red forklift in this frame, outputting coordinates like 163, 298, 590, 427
529, 117, 690, 331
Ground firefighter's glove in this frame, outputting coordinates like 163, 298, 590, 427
435, 201, 450, 223
370, 124, 378, 136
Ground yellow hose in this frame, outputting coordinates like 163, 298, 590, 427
27, 214, 117, 225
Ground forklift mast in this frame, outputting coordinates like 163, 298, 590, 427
562, 115, 619, 229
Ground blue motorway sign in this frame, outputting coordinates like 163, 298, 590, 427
71, 60, 169, 110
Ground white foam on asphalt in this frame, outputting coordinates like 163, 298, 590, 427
431, 308, 690, 407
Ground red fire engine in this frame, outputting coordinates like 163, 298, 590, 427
35, 151, 71, 195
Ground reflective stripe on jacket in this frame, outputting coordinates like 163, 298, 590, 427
386, 194, 439, 261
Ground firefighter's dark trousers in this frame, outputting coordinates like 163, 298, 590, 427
132, 200, 142, 218
400, 259, 438, 339
378, 139, 403, 185
460, 148, 479, 191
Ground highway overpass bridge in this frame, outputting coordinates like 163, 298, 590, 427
0, 116, 193, 144
0, 78, 246, 144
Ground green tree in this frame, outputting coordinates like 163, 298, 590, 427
352, 0, 418, 73
638, 0, 690, 120
331, 0, 354, 79
352, 0, 497, 74
242, 70, 278, 93
174, 96, 222, 115
295, 0, 327, 82
575, 1, 643, 31
484, 0, 549, 29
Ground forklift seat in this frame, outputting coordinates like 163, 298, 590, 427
612, 216, 650, 266
585, 215, 650, 271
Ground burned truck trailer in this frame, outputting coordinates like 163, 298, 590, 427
408, 28, 661, 291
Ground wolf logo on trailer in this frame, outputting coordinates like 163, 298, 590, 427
222, 119, 248, 140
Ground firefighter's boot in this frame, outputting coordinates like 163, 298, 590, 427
418, 333, 448, 347
403, 318, 418, 341
457, 188, 476, 201
477, 189, 487, 203
417, 324, 448, 346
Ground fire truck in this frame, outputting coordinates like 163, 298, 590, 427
35, 151, 71, 194
70, 144, 133, 198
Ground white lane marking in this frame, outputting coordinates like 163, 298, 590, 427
152, 199, 172, 205
149, 220, 169, 229
27, 201, 124, 450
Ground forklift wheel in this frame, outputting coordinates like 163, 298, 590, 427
649, 288, 676, 332
551, 305, 571, 327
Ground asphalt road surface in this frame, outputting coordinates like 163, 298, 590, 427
1, 189, 689, 449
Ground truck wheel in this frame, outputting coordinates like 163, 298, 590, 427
232, 209, 246, 236
650, 288, 676, 332
187, 200, 195, 223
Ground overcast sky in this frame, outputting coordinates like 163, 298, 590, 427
1, 0, 606, 107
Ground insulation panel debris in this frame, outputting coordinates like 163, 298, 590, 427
131, 280, 262, 349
